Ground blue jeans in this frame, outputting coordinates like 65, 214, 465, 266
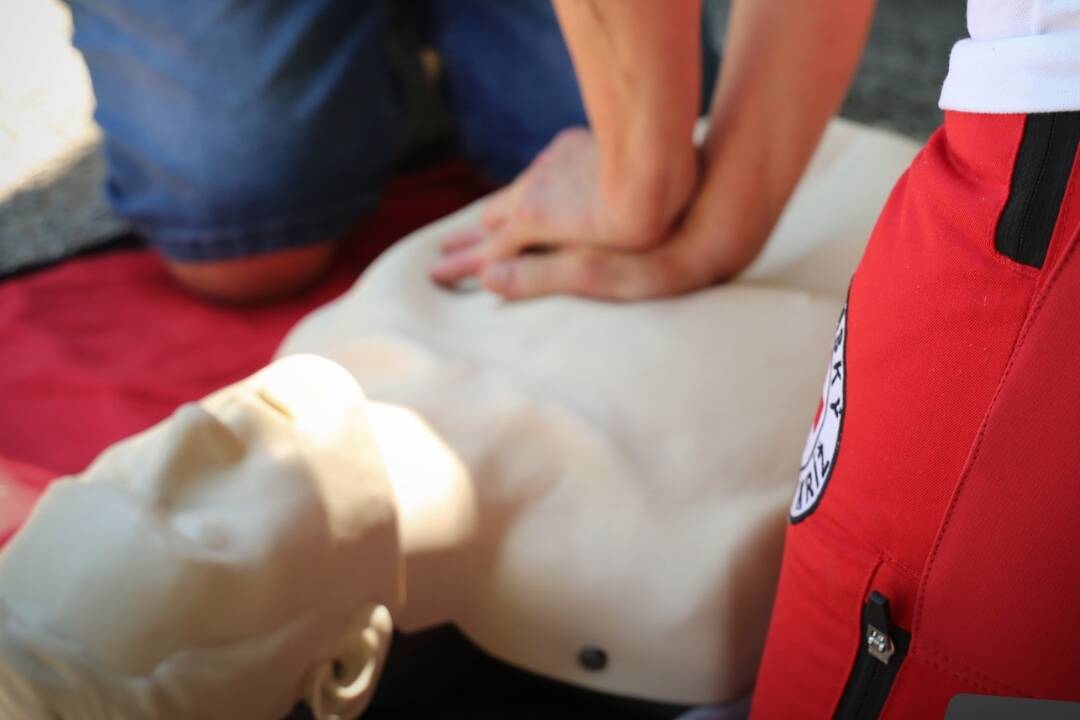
68, 0, 589, 261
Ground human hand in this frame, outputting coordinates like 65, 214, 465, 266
433, 208, 767, 302
430, 127, 698, 293
430, 132, 773, 301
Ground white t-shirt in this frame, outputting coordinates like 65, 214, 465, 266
940, 0, 1080, 112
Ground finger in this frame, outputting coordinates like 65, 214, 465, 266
477, 249, 638, 301
482, 242, 712, 302
439, 229, 484, 254
477, 223, 529, 264
480, 185, 517, 234
486, 192, 647, 261
480, 201, 578, 264
430, 248, 486, 286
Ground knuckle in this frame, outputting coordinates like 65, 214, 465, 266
488, 232, 513, 258
654, 250, 710, 297
616, 255, 678, 301
512, 192, 545, 227
621, 231, 664, 252
480, 204, 502, 229
573, 252, 612, 295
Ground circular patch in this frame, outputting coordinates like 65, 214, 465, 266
790, 303, 847, 522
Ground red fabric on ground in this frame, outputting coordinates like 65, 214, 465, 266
0, 162, 487, 543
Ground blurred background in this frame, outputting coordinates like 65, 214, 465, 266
1, 0, 964, 277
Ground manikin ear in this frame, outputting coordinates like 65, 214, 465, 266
303, 604, 393, 720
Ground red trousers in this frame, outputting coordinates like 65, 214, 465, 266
751, 112, 1080, 719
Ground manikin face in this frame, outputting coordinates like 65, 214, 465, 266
0, 355, 402, 720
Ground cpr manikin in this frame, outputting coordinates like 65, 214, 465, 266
0, 358, 402, 719
0, 119, 920, 718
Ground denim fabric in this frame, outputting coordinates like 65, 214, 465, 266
422, 0, 587, 185
68, 0, 587, 261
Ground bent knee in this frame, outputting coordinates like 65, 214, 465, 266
166, 241, 339, 304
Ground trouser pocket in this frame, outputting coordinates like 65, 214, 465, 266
833, 591, 910, 720
750, 520, 888, 720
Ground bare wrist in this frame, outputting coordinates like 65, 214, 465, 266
600, 145, 699, 248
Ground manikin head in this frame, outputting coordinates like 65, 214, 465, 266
0, 356, 402, 720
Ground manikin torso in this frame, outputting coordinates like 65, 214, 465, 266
280, 118, 921, 704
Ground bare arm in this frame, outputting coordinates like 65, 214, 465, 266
677, 0, 876, 284
551, 0, 701, 244
434, 0, 874, 300
430, 0, 703, 287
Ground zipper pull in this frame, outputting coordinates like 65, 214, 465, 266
864, 591, 896, 665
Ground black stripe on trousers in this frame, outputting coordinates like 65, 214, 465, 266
996, 111, 1080, 269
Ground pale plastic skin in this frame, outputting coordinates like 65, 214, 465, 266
0, 118, 920, 717
0, 356, 402, 720
280, 118, 921, 703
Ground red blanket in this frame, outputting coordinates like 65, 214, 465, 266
0, 163, 486, 545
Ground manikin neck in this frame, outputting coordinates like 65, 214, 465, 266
366, 402, 478, 630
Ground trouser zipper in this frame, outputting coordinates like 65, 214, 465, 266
995, 111, 1080, 269
833, 591, 910, 720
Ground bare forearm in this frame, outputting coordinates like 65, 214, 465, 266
686, 0, 875, 277
552, 0, 701, 243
